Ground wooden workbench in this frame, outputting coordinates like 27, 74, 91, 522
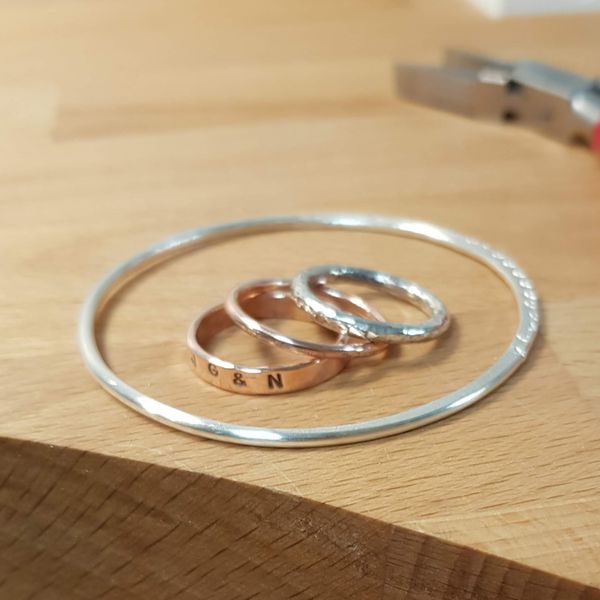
1, 1, 599, 598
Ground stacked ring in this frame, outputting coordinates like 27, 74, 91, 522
291, 264, 450, 343
191, 266, 449, 395
225, 279, 388, 359
188, 279, 387, 395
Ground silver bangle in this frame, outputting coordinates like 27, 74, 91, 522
78, 213, 540, 448
291, 264, 450, 343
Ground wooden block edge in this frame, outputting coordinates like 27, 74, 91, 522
1, 437, 598, 600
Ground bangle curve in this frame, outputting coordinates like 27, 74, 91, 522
78, 213, 540, 448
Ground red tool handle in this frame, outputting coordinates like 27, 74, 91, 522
593, 123, 600, 154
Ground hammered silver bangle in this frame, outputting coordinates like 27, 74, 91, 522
78, 213, 540, 448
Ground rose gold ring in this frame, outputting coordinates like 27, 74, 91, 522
188, 282, 382, 395
225, 279, 388, 359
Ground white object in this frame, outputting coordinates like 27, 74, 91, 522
469, 0, 600, 18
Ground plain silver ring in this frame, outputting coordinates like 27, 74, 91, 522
291, 264, 450, 343
78, 213, 540, 448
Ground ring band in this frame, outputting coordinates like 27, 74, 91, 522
79, 214, 539, 447
291, 264, 450, 343
225, 279, 387, 358
188, 288, 350, 395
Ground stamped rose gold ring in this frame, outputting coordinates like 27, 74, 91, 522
225, 279, 388, 359
188, 280, 385, 395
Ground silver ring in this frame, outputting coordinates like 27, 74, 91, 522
291, 264, 450, 343
78, 213, 540, 448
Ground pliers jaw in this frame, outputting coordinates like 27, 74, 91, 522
396, 49, 600, 151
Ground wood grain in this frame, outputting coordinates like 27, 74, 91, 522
1, 0, 599, 597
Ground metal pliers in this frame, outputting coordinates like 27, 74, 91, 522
395, 49, 600, 154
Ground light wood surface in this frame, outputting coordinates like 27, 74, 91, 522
1, 1, 600, 598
